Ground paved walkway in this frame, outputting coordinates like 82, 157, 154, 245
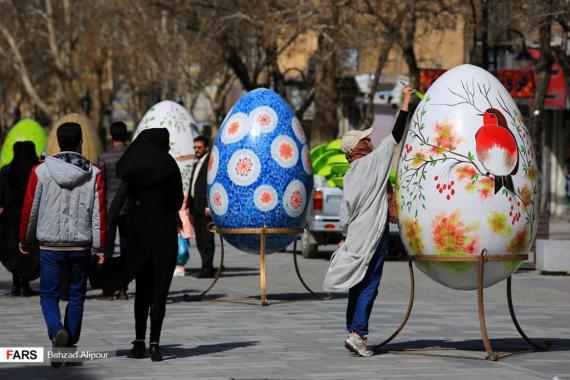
0, 241, 568, 379
549, 216, 570, 240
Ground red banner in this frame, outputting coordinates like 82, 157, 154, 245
528, 48, 568, 109
492, 70, 534, 98
419, 68, 534, 99
419, 54, 568, 109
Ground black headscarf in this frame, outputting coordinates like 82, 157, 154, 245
9, 141, 38, 203
117, 128, 178, 187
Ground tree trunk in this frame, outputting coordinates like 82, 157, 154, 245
360, 41, 393, 129
311, 34, 339, 145
225, 45, 255, 91
529, 17, 553, 212
529, 20, 553, 166
401, 0, 419, 88
480, 0, 489, 69
468, 0, 481, 66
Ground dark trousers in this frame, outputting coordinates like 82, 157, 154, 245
117, 215, 129, 258
104, 215, 129, 294
134, 251, 177, 344
192, 214, 215, 270
39, 250, 89, 345
346, 227, 388, 336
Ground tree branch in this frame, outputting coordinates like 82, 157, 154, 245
0, 24, 51, 117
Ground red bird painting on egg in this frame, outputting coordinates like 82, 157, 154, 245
475, 108, 519, 194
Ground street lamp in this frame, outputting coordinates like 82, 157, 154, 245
493, 28, 534, 71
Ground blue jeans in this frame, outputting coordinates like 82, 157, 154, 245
39, 249, 89, 345
346, 227, 388, 336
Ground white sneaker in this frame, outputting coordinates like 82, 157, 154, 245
345, 333, 373, 357
173, 266, 185, 277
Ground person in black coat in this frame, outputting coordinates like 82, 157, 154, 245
109, 128, 183, 362
0, 141, 40, 296
187, 136, 216, 278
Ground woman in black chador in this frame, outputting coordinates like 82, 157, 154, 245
0, 141, 40, 296
111, 128, 183, 362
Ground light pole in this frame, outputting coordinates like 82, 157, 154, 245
493, 28, 534, 71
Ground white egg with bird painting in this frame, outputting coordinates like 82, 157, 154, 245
396, 64, 539, 290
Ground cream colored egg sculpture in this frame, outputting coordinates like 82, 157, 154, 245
133, 101, 200, 193
396, 64, 539, 290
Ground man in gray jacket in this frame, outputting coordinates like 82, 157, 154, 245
19, 121, 106, 367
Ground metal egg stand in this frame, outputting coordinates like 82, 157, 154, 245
374, 249, 550, 361
184, 225, 330, 306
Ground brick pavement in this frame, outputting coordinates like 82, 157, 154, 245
0, 242, 568, 379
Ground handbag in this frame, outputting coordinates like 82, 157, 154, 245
177, 233, 190, 266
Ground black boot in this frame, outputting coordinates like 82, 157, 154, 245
11, 286, 21, 297
21, 281, 39, 297
149, 343, 162, 362
128, 340, 146, 359
11, 275, 21, 296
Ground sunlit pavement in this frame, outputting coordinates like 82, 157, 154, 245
0, 239, 569, 379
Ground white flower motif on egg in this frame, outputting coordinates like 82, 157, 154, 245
133, 100, 200, 194
271, 135, 299, 168
283, 180, 306, 218
209, 183, 229, 216
227, 149, 261, 186
291, 117, 306, 144
253, 185, 279, 212
221, 113, 250, 144
207, 145, 219, 185
301, 145, 312, 175
249, 106, 278, 134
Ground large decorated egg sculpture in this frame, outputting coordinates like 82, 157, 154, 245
0, 119, 47, 167
134, 101, 200, 193
208, 88, 313, 254
46, 113, 103, 163
396, 64, 539, 290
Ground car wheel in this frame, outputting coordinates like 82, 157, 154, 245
301, 228, 319, 258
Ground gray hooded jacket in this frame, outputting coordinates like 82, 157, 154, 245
19, 152, 107, 252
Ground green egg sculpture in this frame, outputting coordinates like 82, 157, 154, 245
1, 119, 47, 167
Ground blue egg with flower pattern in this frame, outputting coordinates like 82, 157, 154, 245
207, 88, 313, 254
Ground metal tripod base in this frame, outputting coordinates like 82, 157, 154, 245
374, 251, 550, 361
185, 225, 330, 305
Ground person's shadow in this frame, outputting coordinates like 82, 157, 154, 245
116, 341, 258, 361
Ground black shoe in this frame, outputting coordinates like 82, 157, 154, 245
128, 340, 146, 359
21, 285, 39, 297
149, 343, 162, 362
51, 330, 68, 368
11, 286, 21, 297
197, 268, 215, 278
